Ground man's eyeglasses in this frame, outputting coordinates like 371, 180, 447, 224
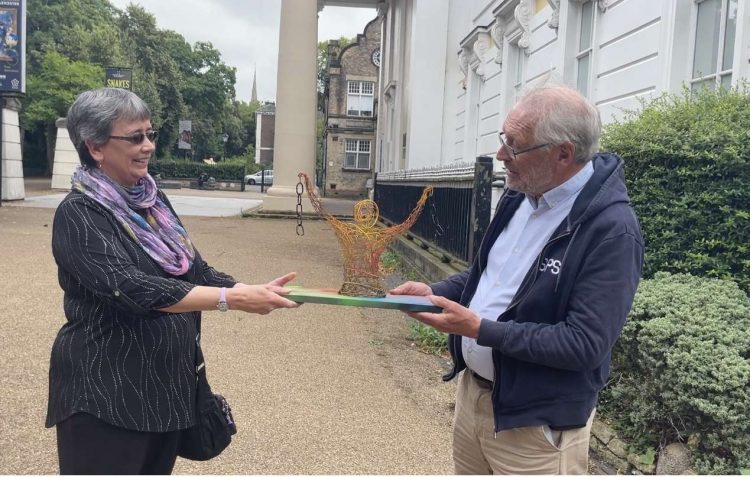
498, 131, 549, 160
109, 130, 159, 145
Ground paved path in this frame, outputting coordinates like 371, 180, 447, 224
14, 177, 363, 217
0, 193, 455, 474
6, 192, 262, 217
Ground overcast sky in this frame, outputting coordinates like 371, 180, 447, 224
108, 0, 377, 103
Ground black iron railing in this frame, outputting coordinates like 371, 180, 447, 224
375, 156, 499, 265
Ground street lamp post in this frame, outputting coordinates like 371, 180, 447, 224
221, 133, 229, 159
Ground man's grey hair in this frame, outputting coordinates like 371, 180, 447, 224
517, 82, 601, 163
66, 88, 151, 168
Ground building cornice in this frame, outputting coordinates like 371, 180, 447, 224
547, 0, 561, 29
514, 0, 533, 49
457, 47, 471, 89
490, 17, 506, 66
383, 80, 398, 100
544, 0, 615, 32
490, 0, 531, 52
459, 26, 493, 82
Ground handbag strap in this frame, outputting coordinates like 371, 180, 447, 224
194, 315, 207, 381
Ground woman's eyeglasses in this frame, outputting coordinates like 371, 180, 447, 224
498, 131, 549, 160
108, 130, 159, 145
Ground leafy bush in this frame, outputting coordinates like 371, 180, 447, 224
222, 144, 259, 173
601, 86, 750, 292
149, 159, 245, 181
408, 321, 448, 356
600, 273, 750, 474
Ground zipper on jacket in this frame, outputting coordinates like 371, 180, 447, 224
489, 229, 572, 433
503, 230, 571, 314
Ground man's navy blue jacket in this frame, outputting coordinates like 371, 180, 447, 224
430, 153, 644, 432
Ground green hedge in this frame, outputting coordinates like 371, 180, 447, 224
601, 86, 750, 293
149, 159, 245, 181
600, 273, 750, 474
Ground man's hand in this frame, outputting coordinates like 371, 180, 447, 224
390, 281, 432, 296
406, 295, 481, 338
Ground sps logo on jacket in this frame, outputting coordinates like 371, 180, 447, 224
539, 257, 562, 275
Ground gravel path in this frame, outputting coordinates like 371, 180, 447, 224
0, 205, 455, 474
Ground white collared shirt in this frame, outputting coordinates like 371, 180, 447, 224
463, 162, 594, 381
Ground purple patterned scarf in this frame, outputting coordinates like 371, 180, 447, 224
71, 167, 195, 275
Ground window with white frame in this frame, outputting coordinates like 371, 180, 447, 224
576, 0, 596, 98
505, 40, 527, 111
691, 0, 738, 90
345, 139, 371, 169
347, 81, 375, 116
513, 42, 526, 99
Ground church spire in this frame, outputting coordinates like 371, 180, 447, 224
251, 66, 258, 102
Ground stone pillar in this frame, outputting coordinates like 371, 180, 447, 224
51, 118, 79, 190
1, 97, 25, 201
262, 0, 318, 212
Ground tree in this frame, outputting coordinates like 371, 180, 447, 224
22, 0, 246, 172
24, 0, 126, 171
26, 0, 122, 67
231, 99, 261, 157
117, 4, 186, 159
22, 51, 103, 174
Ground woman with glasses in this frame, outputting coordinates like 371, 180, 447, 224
45, 87, 299, 474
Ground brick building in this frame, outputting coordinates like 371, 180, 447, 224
255, 102, 275, 167
322, 16, 381, 198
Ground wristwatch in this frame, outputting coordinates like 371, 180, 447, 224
217, 287, 228, 312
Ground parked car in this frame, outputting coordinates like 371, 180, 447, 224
244, 170, 273, 185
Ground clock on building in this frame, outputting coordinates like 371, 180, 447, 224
371, 48, 381, 67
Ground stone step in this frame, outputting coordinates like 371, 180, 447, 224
159, 180, 182, 189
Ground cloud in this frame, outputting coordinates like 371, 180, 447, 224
108, 0, 376, 102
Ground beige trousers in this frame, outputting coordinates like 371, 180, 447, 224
452, 371, 594, 475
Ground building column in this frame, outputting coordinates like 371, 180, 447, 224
1, 97, 25, 201
263, 0, 319, 211
51, 118, 79, 190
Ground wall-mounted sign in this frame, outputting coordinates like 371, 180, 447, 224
105, 67, 132, 90
0, 0, 25, 93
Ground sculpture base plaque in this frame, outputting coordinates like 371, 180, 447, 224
286, 286, 442, 313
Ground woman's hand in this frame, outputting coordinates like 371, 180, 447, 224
227, 283, 299, 315
229, 272, 299, 314
159, 272, 300, 314
266, 271, 297, 290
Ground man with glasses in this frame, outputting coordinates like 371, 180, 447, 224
392, 83, 644, 474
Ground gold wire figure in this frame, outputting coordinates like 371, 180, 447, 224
298, 173, 433, 297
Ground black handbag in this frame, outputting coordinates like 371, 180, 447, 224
178, 329, 237, 461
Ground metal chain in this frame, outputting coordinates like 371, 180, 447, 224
295, 178, 305, 236
429, 199, 444, 236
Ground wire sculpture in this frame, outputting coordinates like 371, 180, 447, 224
298, 173, 433, 297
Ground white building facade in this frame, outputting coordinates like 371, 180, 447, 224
376, 0, 750, 179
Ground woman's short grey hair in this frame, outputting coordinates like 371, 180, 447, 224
518, 83, 601, 163
66, 87, 151, 168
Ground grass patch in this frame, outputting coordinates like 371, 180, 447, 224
408, 321, 448, 356
379, 250, 400, 275
380, 250, 449, 355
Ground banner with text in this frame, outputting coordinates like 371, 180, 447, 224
0, 0, 26, 93
105, 67, 132, 90
178, 120, 192, 150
